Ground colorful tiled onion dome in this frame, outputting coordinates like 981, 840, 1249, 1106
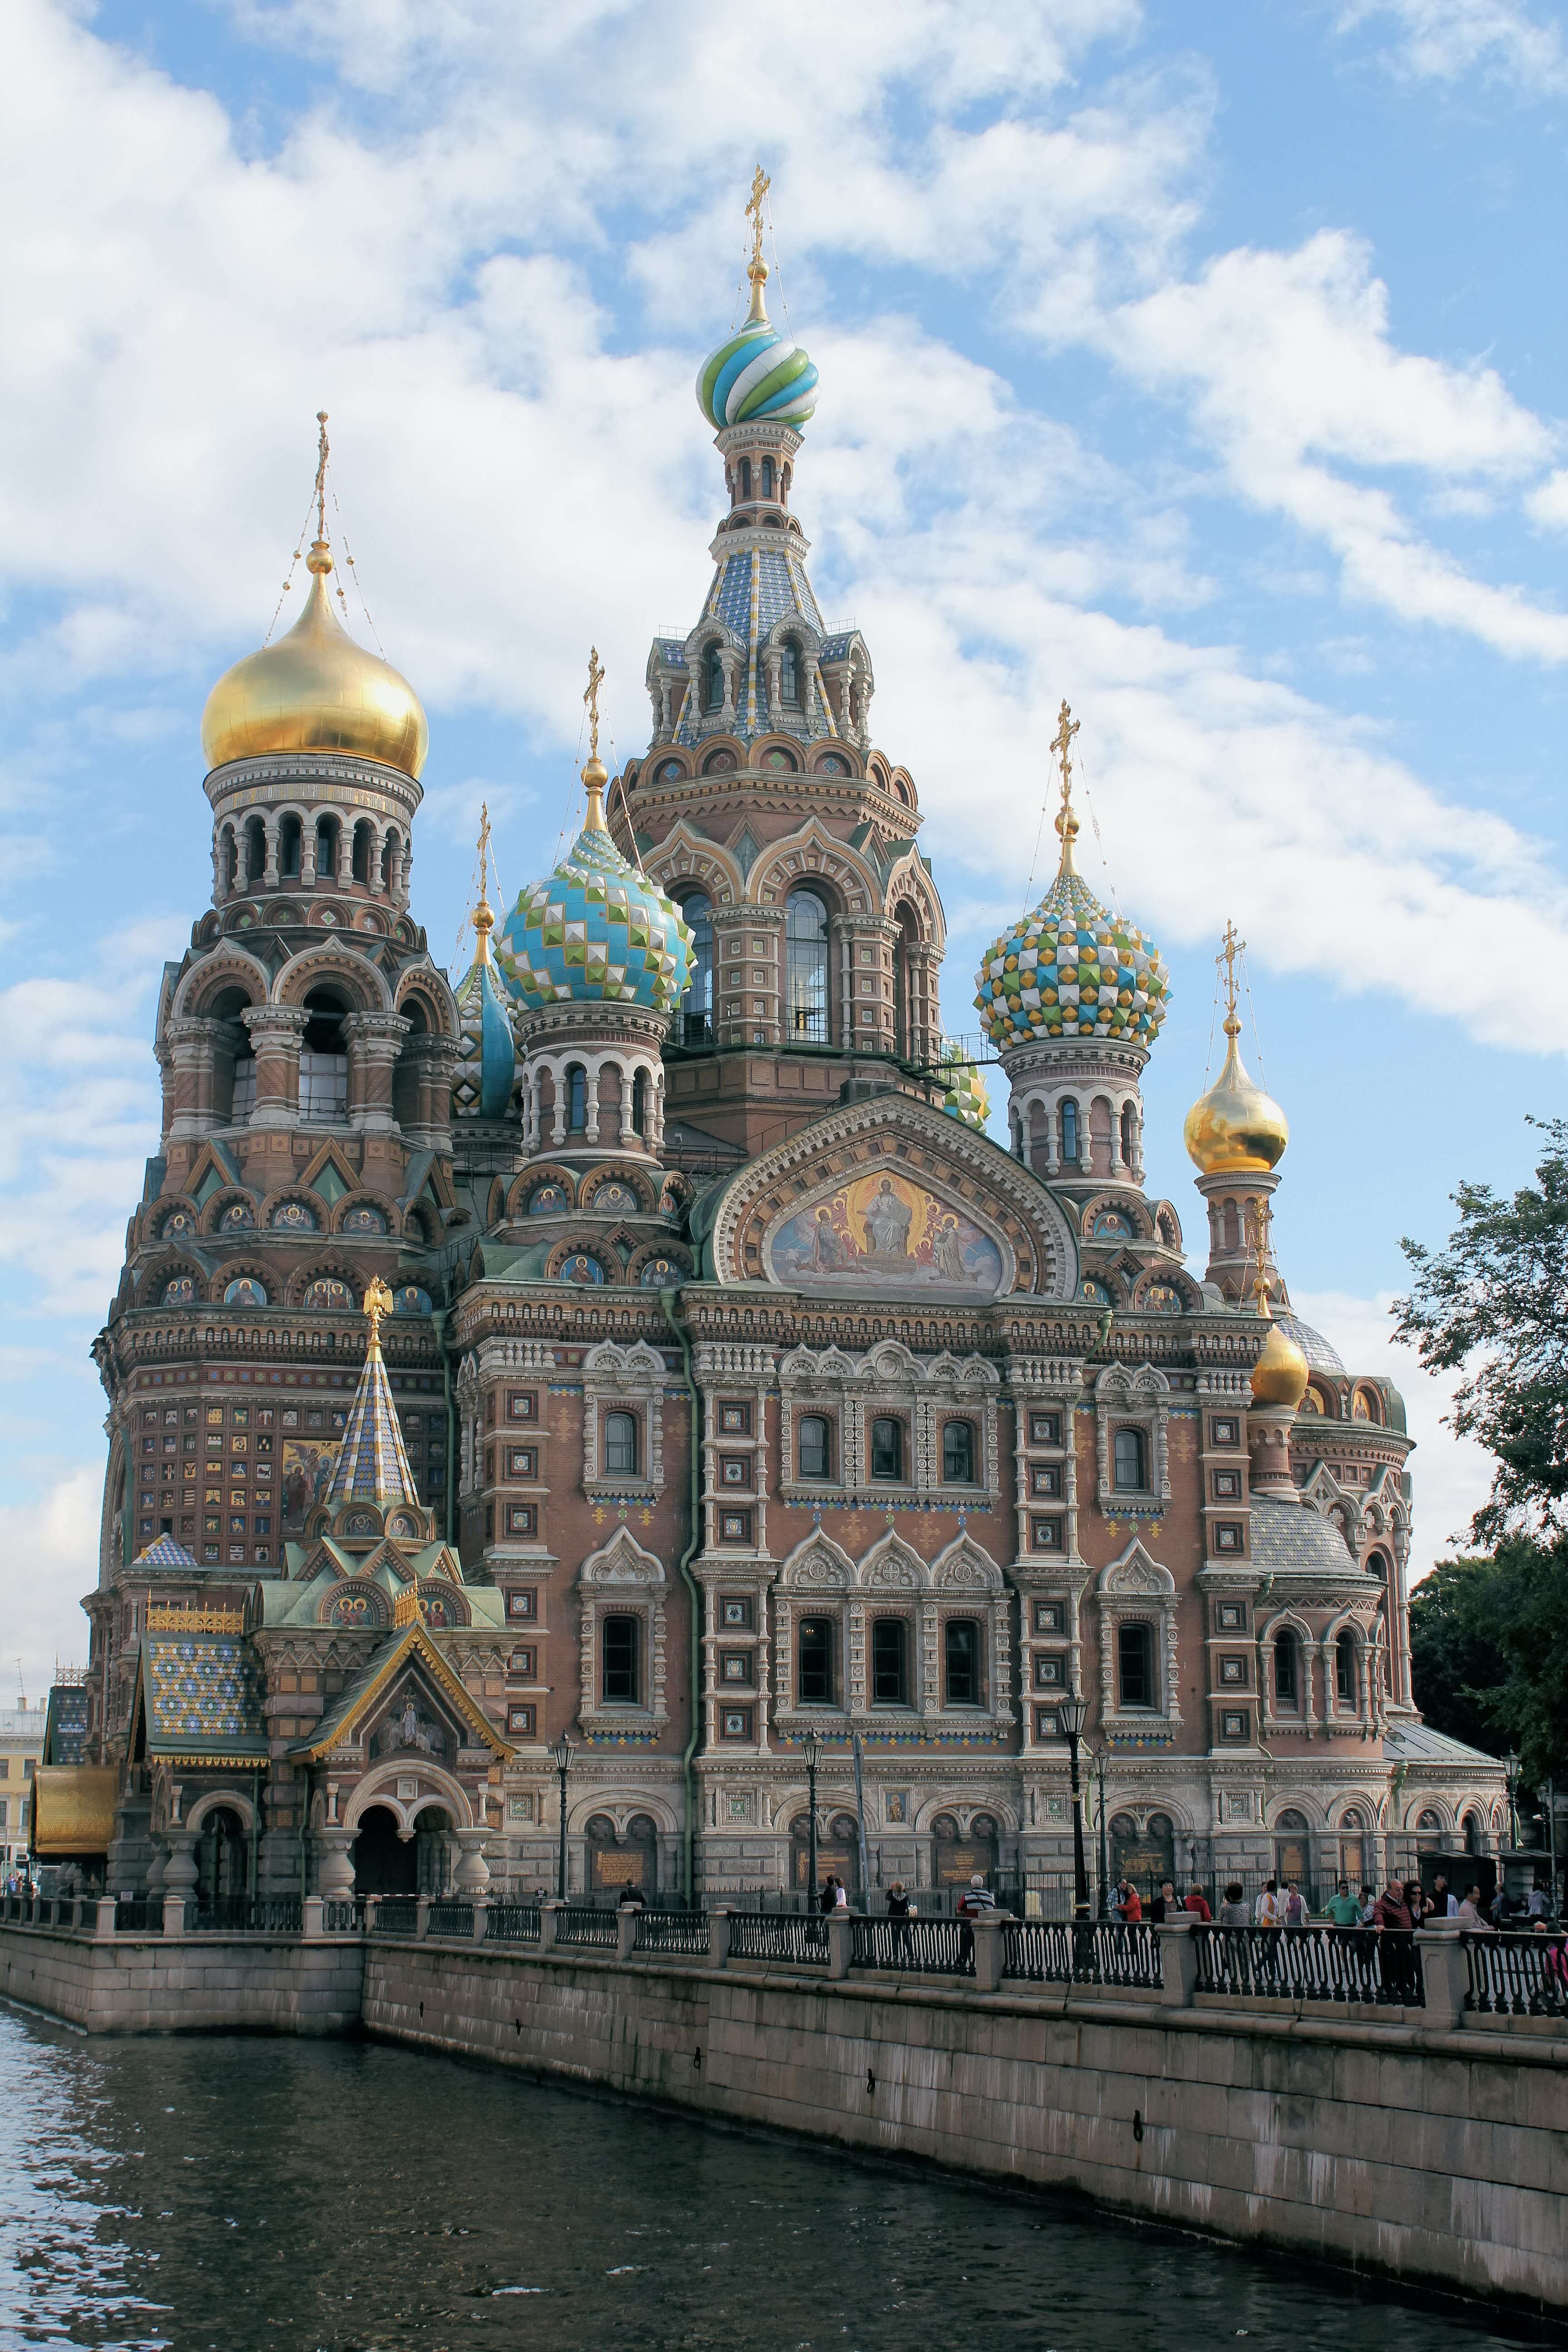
696, 259, 818, 434
452, 893, 517, 1120
939, 1044, 990, 1131
973, 865, 1170, 1051
496, 760, 694, 1014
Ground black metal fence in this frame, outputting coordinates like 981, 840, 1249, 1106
1193, 1925, 1422, 2008
849, 1915, 974, 1976
554, 1905, 619, 1950
426, 1901, 475, 1939
374, 1898, 420, 1937
487, 1902, 542, 1944
725, 1911, 829, 1967
1464, 1932, 1568, 2018
999, 1920, 1163, 1990
633, 1911, 710, 1957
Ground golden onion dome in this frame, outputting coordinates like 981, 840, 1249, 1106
201, 538, 428, 779
1250, 1316, 1310, 1411
1183, 1021, 1289, 1175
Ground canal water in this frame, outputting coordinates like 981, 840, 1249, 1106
0, 2009, 1545, 2352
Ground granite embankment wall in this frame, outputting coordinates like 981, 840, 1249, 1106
363, 1942, 1568, 2314
0, 1921, 363, 2036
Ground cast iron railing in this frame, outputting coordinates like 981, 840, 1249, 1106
1194, 1926, 1422, 2008
1464, 1931, 1568, 2018
112, 1898, 162, 1934
632, 1910, 710, 1957
487, 1903, 543, 1944
427, 1901, 475, 1939
725, 1911, 829, 1966
1000, 1920, 1162, 1989
554, 1905, 619, 1949
374, 1898, 420, 1937
850, 1915, 974, 1976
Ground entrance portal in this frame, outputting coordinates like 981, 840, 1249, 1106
791, 1811, 861, 1895
353, 1804, 416, 1896
587, 1813, 660, 1894
196, 1806, 248, 1907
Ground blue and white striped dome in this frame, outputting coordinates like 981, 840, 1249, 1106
697, 307, 818, 434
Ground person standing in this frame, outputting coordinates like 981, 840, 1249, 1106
818, 1874, 839, 1917
1373, 1881, 1413, 1931
1183, 1884, 1213, 1922
1283, 1882, 1308, 1927
1150, 1880, 1179, 1923
1218, 1882, 1249, 1929
1430, 1874, 1459, 1919
1255, 1879, 1284, 1928
1457, 1886, 1493, 1929
1324, 1878, 1362, 1928
1120, 1880, 1143, 1924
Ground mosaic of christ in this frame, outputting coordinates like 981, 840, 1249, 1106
767, 1172, 1005, 1297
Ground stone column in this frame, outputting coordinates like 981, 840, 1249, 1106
707, 1907, 732, 1967
162, 1018, 223, 1143
616, 1905, 638, 1960
583, 1072, 601, 1144
1156, 1915, 1198, 2007
344, 1013, 410, 1135
243, 1005, 308, 1130
1415, 1920, 1468, 2028
262, 815, 280, 889
826, 1911, 853, 1979
397, 1037, 461, 1152
971, 1911, 1007, 1993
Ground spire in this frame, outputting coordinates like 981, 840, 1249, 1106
326, 1278, 421, 1509
471, 801, 496, 964
582, 645, 608, 831
1050, 699, 1081, 877
745, 164, 771, 324
1249, 1200, 1274, 1319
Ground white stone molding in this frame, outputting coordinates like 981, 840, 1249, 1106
576, 1524, 668, 1734
1093, 1362, 1172, 1514
582, 1339, 667, 1500
1094, 1539, 1181, 1734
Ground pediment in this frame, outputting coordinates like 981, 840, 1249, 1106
858, 1531, 928, 1589
298, 1625, 510, 1764
779, 1531, 855, 1591
930, 1532, 1004, 1592
579, 1526, 665, 1588
1098, 1539, 1175, 1597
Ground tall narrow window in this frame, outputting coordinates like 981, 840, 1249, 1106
1335, 1630, 1356, 1706
679, 892, 713, 1044
245, 818, 266, 882
352, 822, 372, 885
786, 891, 829, 1043
944, 1618, 981, 1706
797, 1415, 832, 1480
1059, 1098, 1080, 1164
603, 1412, 637, 1475
739, 456, 753, 501
705, 646, 726, 713
602, 1615, 640, 1704
798, 1617, 834, 1704
315, 818, 336, 877
229, 1053, 256, 1126
761, 455, 775, 498
1275, 1627, 1301, 1708
1117, 1622, 1154, 1710
871, 1618, 908, 1705
1120, 1102, 1136, 1166
279, 814, 302, 878
1112, 1427, 1146, 1492
567, 1065, 587, 1132
941, 1421, 974, 1484
870, 1417, 903, 1482
779, 640, 801, 706
631, 1070, 647, 1137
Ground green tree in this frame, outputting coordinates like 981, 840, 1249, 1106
1407, 1556, 1509, 1755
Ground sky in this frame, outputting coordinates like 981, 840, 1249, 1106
1, 0, 1562, 1697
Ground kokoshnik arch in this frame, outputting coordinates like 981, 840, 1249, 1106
59, 201, 1502, 1912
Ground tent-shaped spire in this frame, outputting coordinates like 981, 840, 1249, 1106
327, 1278, 421, 1509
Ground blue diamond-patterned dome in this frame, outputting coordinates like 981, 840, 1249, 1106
496, 793, 693, 1017
974, 866, 1170, 1052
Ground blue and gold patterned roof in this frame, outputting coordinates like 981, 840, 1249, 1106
975, 865, 1170, 1053
142, 1636, 267, 1759
132, 1534, 200, 1570
497, 769, 692, 1016
327, 1304, 421, 1509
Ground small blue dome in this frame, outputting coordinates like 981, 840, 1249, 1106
452, 910, 516, 1120
496, 784, 693, 1017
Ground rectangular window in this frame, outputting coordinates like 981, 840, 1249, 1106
718, 1401, 751, 1435
509, 1647, 536, 1677
1034, 1599, 1065, 1635
507, 1588, 538, 1620
1112, 1426, 1147, 1492
1212, 1468, 1243, 1499
941, 1421, 975, 1484
798, 1617, 835, 1704
1117, 1621, 1155, 1710
506, 1447, 537, 1479
871, 1617, 908, 1705
1029, 1411, 1061, 1446
721, 1707, 754, 1741
796, 1415, 832, 1480
1030, 1464, 1062, 1498
506, 1504, 537, 1538
1033, 1652, 1064, 1689
603, 1412, 638, 1475
1210, 1417, 1240, 1448
507, 1391, 538, 1422
485, 1444, 495, 1485
719, 1509, 752, 1544
870, 1417, 904, 1482
719, 1594, 753, 1628
1214, 1522, 1245, 1553
720, 1650, 753, 1685
944, 1618, 981, 1706
719, 1455, 752, 1488
1032, 1516, 1063, 1550
601, 1614, 640, 1705
507, 1704, 536, 1736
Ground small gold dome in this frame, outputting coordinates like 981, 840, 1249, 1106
1250, 1317, 1309, 1411
201, 540, 428, 779
1184, 1024, 1289, 1175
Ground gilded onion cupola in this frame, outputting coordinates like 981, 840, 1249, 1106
1186, 924, 1292, 1307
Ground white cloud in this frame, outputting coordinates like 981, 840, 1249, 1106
1528, 470, 1568, 530
0, 1465, 101, 1700
1337, 0, 1568, 92
1293, 1288, 1494, 1581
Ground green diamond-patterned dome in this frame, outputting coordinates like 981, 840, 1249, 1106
496, 801, 693, 1016
974, 867, 1170, 1051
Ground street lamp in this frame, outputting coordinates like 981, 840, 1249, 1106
1057, 1693, 1091, 1921
1092, 1742, 1111, 1920
548, 1733, 575, 1901
1504, 1751, 1520, 1852
800, 1727, 822, 1909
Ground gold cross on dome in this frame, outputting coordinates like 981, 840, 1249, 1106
314, 411, 330, 542
584, 645, 605, 760
1219, 919, 1245, 1028
746, 166, 770, 270
363, 1274, 393, 1349
1050, 699, 1079, 808
476, 800, 493, 896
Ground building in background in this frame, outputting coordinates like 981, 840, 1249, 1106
0, 1699, 45, 1880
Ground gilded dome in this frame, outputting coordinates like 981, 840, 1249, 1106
1184, 1025, 1289, 1175
201, 540, 428, 779
1250, 1316, 1310, 1411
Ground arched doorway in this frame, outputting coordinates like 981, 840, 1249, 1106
353, 1804, 416, 1896
196, 1806, 247, 1909
1339, 1809, 1367, 1888
586, 1812, 660, 1895
931, 1812, 997, 1894
791, 1810, 860, 1896
1274, 1809, 1310, 1888
414, 1807, 456, 1896
1110, 1811, 1175, 1896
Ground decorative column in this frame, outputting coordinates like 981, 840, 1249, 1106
583, 1071, 601, 1143
454, 1827, 491, 1896
344, 1012, 410, 1134
262, 815, 280, 889
161, 1018, 223, 1142
399, 1036, 462, 1152
318, 1829, 356, 1898
242, 1004, 308, 1130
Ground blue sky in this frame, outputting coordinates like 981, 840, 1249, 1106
1, 0, 1563, 1690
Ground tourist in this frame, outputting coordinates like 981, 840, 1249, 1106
1359, 1885, 1377, 1925
1533, 1924, 1568, 1987
1456, 1886, 1492, 1929
818, 1874, 839, 1916
1254, 1879, 1284, 1928
1218, 1882, 1250, 1929
1373, 1881, 1413, 1932
1283, 1882, 1308, 1928
617, 1882, 647, 1913
957, 1874, 996, 1918
1108, 1879, 1128, 1922
1119, 1880, 1143, 1924
885, 1881, 914, 1918
1405, 1879, 1432, 1925
1526, 1882, 1548, 1921
1323, 1878, 1361, 1928
1430, 1874, 1458, 1918
1183, 1884, 1212, 1922
1149, 1880, 1179, 1922
831, 1879, 849, 1911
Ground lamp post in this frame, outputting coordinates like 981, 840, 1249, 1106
1504, 1750, 1520, 1852
800, 1727, 822, 1909
548, 1733, 575, 1902
1057, 1693, 1090, 1921
1092, 1743, 1111, 1919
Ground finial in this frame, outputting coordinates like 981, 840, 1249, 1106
745, 165, 771, 324
582, 646, 608, 829
1050, 700, 1081, 876
472, 802, 495, 961
1248, 1201, 1274, 1319
306, 411, 333, 575
1218, 919, 1245, 1040
363, 1274, 393, 1352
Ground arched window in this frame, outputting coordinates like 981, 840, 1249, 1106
245, 817, 266, 883
761, 456, 775, 499
704, 646, 726, 713
1059, 1098, 1080, 1165
779, 640, 801, 706
1120, 1102, 1136, 1167
220, 830, 238, 892
1222, 1199, 1241, 1252
299, 989, 349, 1123
315, 817, 337, 878
603, 1411, 638, 1475
601, 1614, 640, 1704
1112, 1427, 1146, 1492
1117, 1622, 1154, 1710
631, 1070, 647, 1137
352, 820, 373, 885
679, 892, 713, 1045
797, 1415, 832, 1480
895, 906, 918, 1058
738, 456, 752, 501
279, 814, 302, 878
870, 1417, 904, 1482
786, 891, 829, 1043
798, 1616, 835, 1704
944, 1618, 981, 1706
871, 1618, 908, 1705
1463, 1812, 1484, 1855
1274, 1627, 1301, 1708
1335, 1630, 1357, 1706
566, 1065, 587, 1132
941, 1420, 974, 1484
1365, 1549, 1389, 1581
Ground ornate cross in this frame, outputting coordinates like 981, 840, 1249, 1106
584, 645, 604, 760
1218, 919, 1245, 1027
363, 1274, 393, 1349
746, 166, 770, 271
476, 799, 493, 897
313, 411, 330, 542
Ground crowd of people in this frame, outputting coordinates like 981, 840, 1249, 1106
1104, 1868, 1561, 1936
